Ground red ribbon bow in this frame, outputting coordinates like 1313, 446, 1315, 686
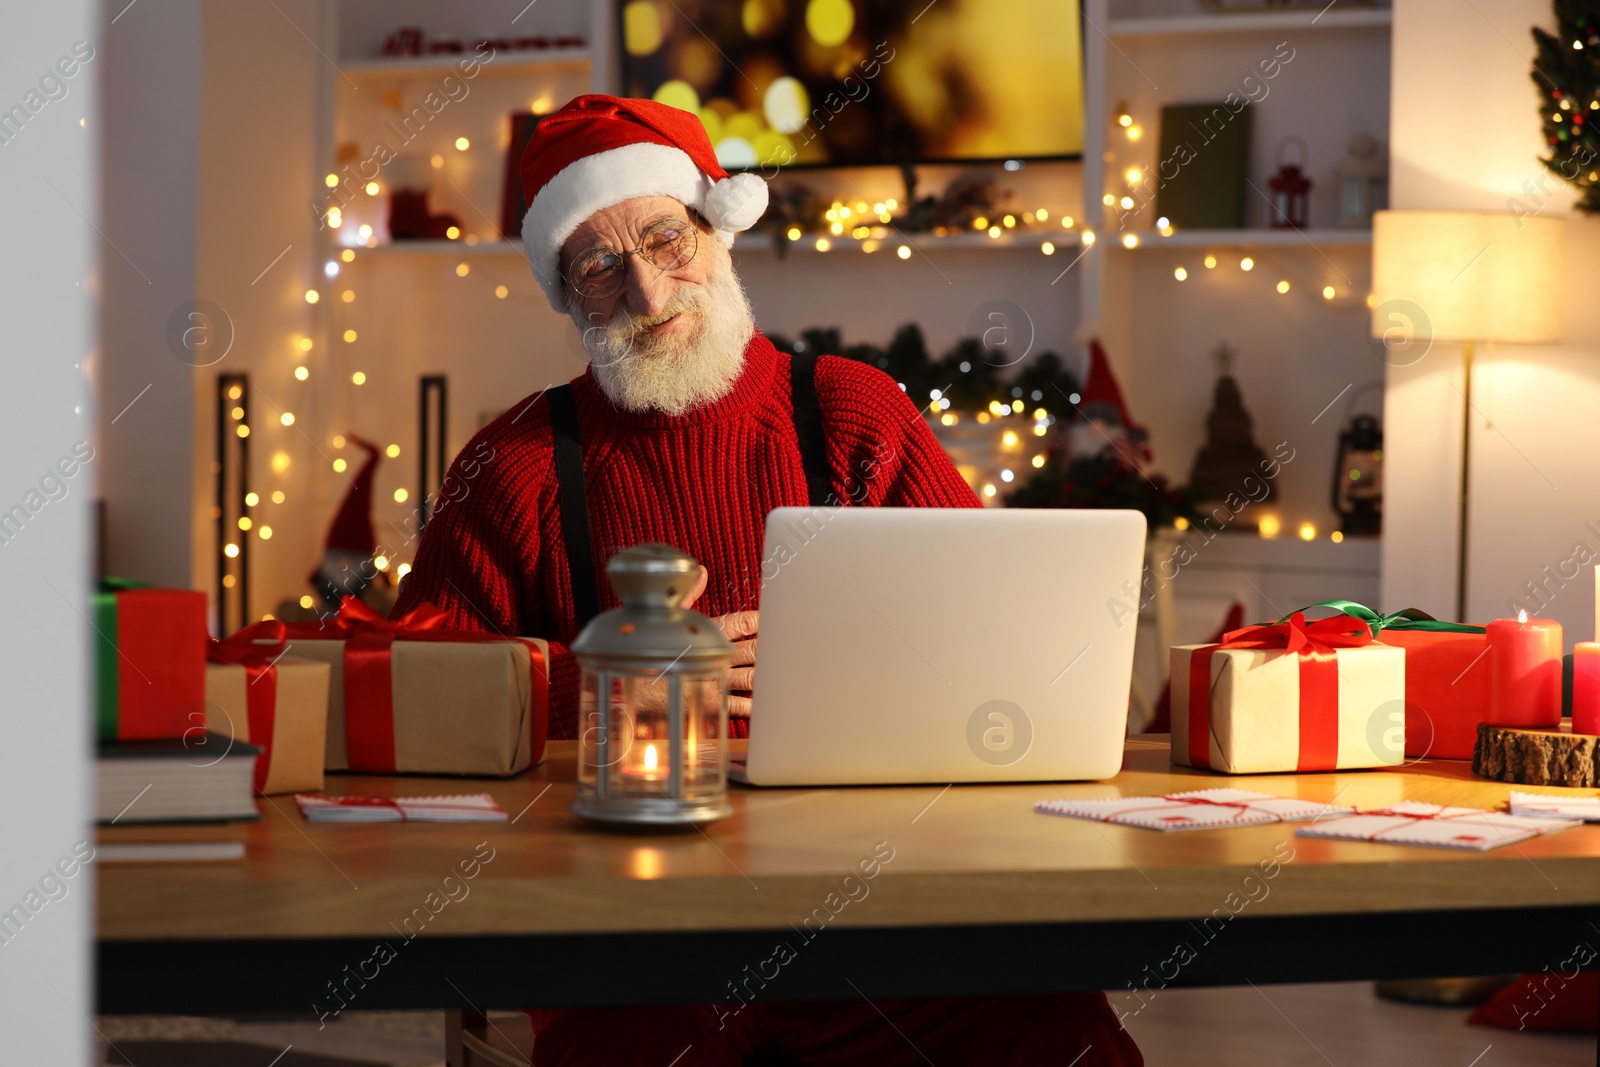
1187, 612, 1373, 773
207, 619, 291, 793
294, 597, 548, 775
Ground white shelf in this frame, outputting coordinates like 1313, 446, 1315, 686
1107, 7, 1391, 38
340, 47, 589, 78
1125, 227, 1372, 249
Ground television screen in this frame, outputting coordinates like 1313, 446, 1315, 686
619, 0, 1084, 168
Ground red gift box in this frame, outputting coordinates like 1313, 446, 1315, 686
1377, 628, 1491, 760
93, 581, 207, 744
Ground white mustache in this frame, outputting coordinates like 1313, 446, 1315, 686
572, 265, 756, 416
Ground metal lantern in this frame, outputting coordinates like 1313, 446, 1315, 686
1268, 137, 1312, 229
570, 543, 735, 828
1332, 413, 1383, 537
1336, 134, 1388, 229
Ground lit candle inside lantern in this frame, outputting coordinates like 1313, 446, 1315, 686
1573, 642, 1600, 736
622, 741, 668, 782
1486, 609, 1563, 728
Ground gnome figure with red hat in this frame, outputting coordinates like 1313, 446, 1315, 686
388, 94, 1144, 1067
309, 436, 387, 611
1066, 338, 1153, 473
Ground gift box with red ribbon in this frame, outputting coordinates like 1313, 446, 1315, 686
1270, 601, 1490, 761
282, 598, 548, 777
1170, 611, 1406, 774
93, 579, 208, 744
205, 620, 330, 796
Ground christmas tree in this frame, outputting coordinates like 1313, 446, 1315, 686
1533, 0, 1600, 213
1187, 344, 1275, 507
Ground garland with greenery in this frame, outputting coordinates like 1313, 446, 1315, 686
767, 324, 1199, 526
765, 323, 1079, 412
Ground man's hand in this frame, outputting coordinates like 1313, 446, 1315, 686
713, 609, 757, 718
681, 565, 757, 718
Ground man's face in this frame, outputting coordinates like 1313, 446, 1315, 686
558, 195, 756, 417
560, 195, 721, 347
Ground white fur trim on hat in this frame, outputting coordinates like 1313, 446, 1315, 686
520, 142, 767, 312
703, 172, 768, 233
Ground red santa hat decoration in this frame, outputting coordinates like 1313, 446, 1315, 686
1071, 339, 1153, 466
518, 94, 769, 312
308, 436, 382, 605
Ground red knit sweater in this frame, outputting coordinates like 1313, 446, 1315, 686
391, 331, 982, 739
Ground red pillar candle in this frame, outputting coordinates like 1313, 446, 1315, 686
1486, 611, 1563, 728
1574, 643, 1600, 736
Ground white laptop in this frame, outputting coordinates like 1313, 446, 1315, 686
729, 507, 1147, 786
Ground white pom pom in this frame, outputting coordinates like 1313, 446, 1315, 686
703, 173, 768, 232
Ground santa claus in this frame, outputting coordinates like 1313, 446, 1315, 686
392, 94, 1141, 1067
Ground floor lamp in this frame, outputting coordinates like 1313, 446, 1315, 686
1370, 210, 1565, 623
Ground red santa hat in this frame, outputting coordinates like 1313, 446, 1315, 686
307, 437, 381, 581
518, 94, 769, 312
1079, 339, 1153, 462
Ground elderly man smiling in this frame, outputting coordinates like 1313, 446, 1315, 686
392, 95, 1141, 1066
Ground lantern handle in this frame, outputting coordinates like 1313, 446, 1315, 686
1275, 135, 1309, 169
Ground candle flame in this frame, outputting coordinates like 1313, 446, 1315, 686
1518, 609, 1529, 624
644, 743, 658, 772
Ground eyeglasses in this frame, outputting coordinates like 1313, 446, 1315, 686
564, 217, 699, 301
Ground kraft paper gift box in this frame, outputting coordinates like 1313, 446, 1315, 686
205, 633, 330, 796
284, 599, 549, 777
93, 580, 208, 744
1170, 612, 1406, 774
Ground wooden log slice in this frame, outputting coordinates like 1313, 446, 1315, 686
1473, 723, 1600, 787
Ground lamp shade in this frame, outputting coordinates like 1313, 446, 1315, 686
1370, 210, 1565, 344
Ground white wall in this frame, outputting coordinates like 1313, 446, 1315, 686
1384, 0, 1600, 639
195, 0, 320, 626
98, 0, 203, 591
0, 4, 95, 1062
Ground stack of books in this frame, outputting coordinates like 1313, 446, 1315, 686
95, 732, 260, 863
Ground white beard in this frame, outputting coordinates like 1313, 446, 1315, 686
572, 260, 756, 417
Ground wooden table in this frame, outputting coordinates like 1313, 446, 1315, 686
99, 738, 1600, 1042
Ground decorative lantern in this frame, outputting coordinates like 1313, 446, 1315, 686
1336, 134, 1388, 229
571, 543, 735, 828
1332, 413, 1383, 537
1268, 137, 1312, 229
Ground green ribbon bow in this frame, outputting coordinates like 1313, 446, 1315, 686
1284, 599, 1486, 639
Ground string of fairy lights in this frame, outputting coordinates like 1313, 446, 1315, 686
232, 92, 1364, 615
1104, 103, 1368, 309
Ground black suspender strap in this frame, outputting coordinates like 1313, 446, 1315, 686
789, 352, 833, 506
552, 353, 830, 632
547, 385, 602, 631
